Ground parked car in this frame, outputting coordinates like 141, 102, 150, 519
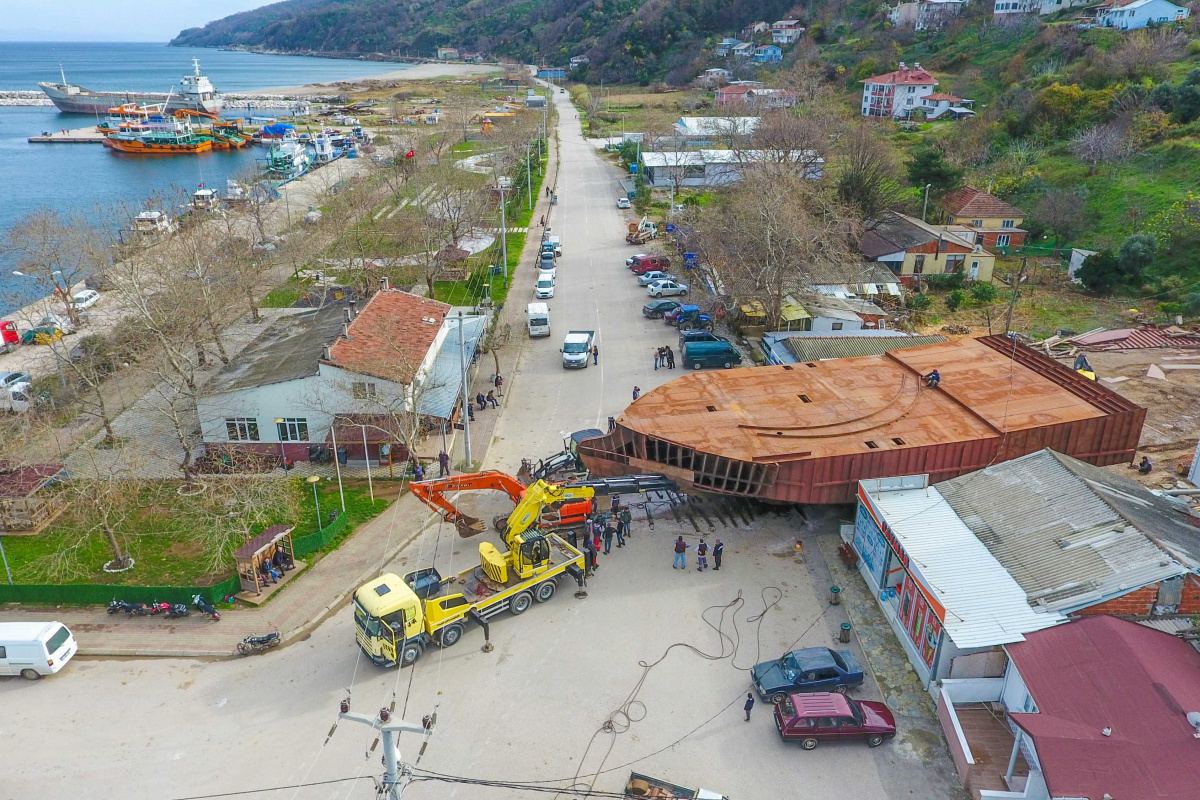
629, 255, 671, 274
617, 198, 631, 209
626, 253, 650, 267
0, 372, 32, 390
751, 647, 864, 702
646, 280, 688, 298
678, 329, 727, 352
539, 261, 556, 279
683, 340, 742, 369
637, 270, 677, 286
539, 253, 557, 272
643, 300, 683, 319
70, 289, 100, 310
774, 692, 897, 750
535, 276, 555, 299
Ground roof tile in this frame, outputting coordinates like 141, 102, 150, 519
327, 290, 449, 383
943, 186, 1025, 220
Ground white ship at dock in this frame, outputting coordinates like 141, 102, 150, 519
39, 58, 223, 115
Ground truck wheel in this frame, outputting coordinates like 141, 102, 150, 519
510, 591, 534, 615
867, 734, 885, 747
723, 361, 733, 369
534, 580, 557, 603
438, 624, 464, 647
771, 692, 787, 704
834, 684, 848, 694
800, 738, 819, 751
20, 669, 42, 681
692, 362, 703, 370
400, 642, 422, 667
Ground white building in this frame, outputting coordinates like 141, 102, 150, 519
921, 92, 975, 119
860, 62, 939, 118
771, 20, 805, 43
1097, 0, 1189, 28
672, 116, 760, 142
639, 149, 823, 187
888, 0, 964, 29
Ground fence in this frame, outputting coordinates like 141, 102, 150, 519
291, 511, 348, 558
0, 574, 241, 607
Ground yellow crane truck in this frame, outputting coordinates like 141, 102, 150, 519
353, 470, 678, 668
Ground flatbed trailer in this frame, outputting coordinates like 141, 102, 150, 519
353, 532, 586, 667
624, 772, 728, 800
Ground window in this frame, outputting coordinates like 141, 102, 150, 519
225, 418, 260, 442
997, 233, 1011, 247
45, 625, 70, 655
831, 322, 844, 331
1001, 219, 1015, 228
0, 646, 5, 658
971, 219, 984, 228
277, 418, 309, 442
865, 440, 879, 449
945, 254, 965, 274
352, 381, 377, 400
912, 254, 926, 274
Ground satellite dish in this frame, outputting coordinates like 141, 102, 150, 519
1187, 711, 1200, 737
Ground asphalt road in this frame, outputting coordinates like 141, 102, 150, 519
0, 88, 966, 800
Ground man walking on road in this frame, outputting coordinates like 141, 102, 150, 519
592, 344, 599, 365
672, 536, 688, 569
713, 539, 724, 570
744, 693, 755, 721
438, 450, 450, 477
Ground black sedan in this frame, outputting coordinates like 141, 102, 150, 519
642, 299, 683, 319
751, 647, 865, 703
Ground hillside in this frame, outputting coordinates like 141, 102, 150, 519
171, 0, 795, 82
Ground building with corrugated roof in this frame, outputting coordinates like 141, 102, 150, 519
577, 335, 1145, 503
760, 331, 946, 365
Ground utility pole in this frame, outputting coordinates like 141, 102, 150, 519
0, 511, 12, 585
457, 312, 472, 467
1004, 258, 1027, 335
526, 141, 532, 211
921, 183, 932, 222
334, 700, 432, 800
499, 185, 508, 286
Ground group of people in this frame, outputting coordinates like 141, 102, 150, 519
653, 346, 676, 370
672, 535, 724, 572
258, 547, 295, 586
567, 495, 633, 574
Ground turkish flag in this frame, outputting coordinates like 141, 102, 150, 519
405, 149, 415, 159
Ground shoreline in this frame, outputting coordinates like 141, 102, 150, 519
254, 62, 502, 94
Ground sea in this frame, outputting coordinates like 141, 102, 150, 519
0, 42, 411, 313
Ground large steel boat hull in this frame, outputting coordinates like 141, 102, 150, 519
39, 84, 223, 115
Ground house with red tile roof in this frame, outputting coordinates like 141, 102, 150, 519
921, 92, 975, 120
937, 615, 1200, 799
197, 288, 486, 465
860, 62, 939, 118
943, 186, 1027, 250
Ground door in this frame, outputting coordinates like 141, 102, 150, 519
0, 644, 12, 676
811, 667, 841, 691
968, 260, 979, 280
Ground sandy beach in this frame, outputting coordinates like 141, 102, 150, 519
256, 61, 502, 94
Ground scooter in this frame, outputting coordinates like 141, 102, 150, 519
192, 594, 221, 621
108, 598, 150, 616
237, 632, 281, 655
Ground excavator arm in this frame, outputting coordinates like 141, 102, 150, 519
409, 470, 529, 535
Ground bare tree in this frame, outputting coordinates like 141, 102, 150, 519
2, 209, 100, 327
1034, 187, 1087, 256
834, 123, 907, 222
1070, 123, 1129, 175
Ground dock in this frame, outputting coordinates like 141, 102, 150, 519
28, 126, 105, 144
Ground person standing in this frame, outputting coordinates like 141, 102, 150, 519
614, 518, 626, 548
583, 534, 596, 575
610, 493, 621, 513
591, 529, 603, 569
602, 524, 614, 554
672, 536, 688, 569
654, 348, 661, 370
744, 693, 755, 722
696, 538, 708, 571
632, 386, 641, 401
412, 460, 425, 482
666, 346, 676, 369
619, 506, 632, 540
592, 344, 599, 365
495, 373, 504, 396
712, 539, 724, 570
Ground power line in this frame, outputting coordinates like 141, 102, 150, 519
167, 775, 368, 800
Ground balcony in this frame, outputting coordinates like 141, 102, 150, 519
938, 683, 1037, 799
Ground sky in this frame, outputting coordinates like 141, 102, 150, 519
1, 0, 276, 42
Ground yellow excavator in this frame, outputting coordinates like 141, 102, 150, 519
353, 470, 678, 667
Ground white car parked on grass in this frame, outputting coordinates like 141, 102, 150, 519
70, 289, 100, 310
637, 270, 677, 286
646, 280, 688, 298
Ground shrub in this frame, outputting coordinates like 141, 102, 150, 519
907, 292, 933, 312
1158, 301, 1186, 315
946, 289, 966, 312
924, 273, 965, 291
1184, 292, 1200, 316
970, 283, 998, 305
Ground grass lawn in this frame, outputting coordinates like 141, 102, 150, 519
261, 276, 309, 309
915, 281, 1132, 339
4, 478, 393, 588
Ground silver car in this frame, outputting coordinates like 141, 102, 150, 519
637, 270, 677, 286
646, 280, 688, 298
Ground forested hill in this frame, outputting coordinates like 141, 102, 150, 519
170, 0, 796, 82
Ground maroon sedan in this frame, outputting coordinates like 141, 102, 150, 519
774, 692, 897, 750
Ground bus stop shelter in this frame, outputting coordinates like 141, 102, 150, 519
233, 524, 301, 603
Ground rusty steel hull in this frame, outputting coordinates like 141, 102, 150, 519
578, 335, 1146, 504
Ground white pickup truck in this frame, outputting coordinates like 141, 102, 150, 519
561, 330, 594, 369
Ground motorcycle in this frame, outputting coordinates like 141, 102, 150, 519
192, 594, 221, 621
108, 598, 149, 616
149, 601, 190, 618
237, 632, 281, 655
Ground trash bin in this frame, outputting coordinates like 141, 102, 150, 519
839, 623, 853, 643
336, 446, 348, 466
829, 586, 841, 606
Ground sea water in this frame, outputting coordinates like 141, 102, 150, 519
0, 42, 411, 313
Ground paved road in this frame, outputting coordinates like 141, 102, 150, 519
487, 89, 687, 472
0, 86, 966, 800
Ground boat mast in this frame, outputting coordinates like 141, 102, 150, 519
59, 63, 67, 85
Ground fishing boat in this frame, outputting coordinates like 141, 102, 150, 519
96, 103, 156, 134
40, 59, 222, 115
103, 113, 214, 154
264, 137, 313, 179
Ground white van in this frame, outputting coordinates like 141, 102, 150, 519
0, 621, 78, 679
526, 302, 551, 337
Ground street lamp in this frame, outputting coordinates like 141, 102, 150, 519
922, 183, 933, 222
273, 418, 286, 470
307, 474, 323, 532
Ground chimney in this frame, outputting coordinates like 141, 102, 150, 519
913, 62, 921, 72
322, 345, 331, 361
898, 61, 906, 71
349, 299, 357, 319
344, 308, 352, 323
379, 276, 390, 291
343, 323, 351, 339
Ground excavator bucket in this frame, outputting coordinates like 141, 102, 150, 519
455, 515, 486, 538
